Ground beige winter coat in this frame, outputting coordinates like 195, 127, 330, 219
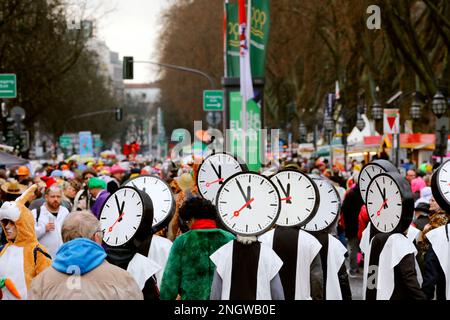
29, 261, 143, 300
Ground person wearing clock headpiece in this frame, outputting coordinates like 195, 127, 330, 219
362, 172, 425, 300
209, 172, 285, 300
420, 164, 450, 300
102, 187, 160, 300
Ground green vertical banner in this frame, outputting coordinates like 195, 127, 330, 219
229, 91, 262, 172
225, 3, 240, 77
225, 0, 270, 77
250, 0, 270, 77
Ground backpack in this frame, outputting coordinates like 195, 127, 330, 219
33, 245, 51, 265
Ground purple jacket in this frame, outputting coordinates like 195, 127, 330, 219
91, 190, 110, 219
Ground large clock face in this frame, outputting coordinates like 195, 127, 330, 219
431, 160, 450, 213
366, 173, 408, 233
197, 152, 247, 203
123, 175, 174, 230
358, 160, 398, 204
270, 170, 319, 227
216, 172, 280, 236
301, 178, 340, 232
100, 187, 144, 247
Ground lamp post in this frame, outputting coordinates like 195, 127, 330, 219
299, 122, 307, 143
324, 115, 334, 168
432, 91, 448, 163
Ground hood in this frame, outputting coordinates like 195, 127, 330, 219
53, 238, 106, 275
0, 185, 39, 247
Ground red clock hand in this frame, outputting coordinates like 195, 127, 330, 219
108, 211, 126, 232
232, 198, 255, 218
376, 199, 388, 216
281, 196, 292, 202
206, 178, 224, 188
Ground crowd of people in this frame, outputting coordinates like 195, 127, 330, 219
0, 152, 448, 300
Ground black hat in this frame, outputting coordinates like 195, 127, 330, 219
414, 201, 430, 215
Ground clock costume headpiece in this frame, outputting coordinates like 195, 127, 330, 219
210, 172, 284, 300
100, 186, 160, 299
0, 185, 52, 300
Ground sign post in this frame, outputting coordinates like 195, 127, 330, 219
384, 108, 400, 167
0, 74, 17, 98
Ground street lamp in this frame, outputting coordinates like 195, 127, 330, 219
409, 94, 422, 120
324, 115, 334, 168
371, 101, 383, 120
299, 122, 307, 143
432, 91, 448, 118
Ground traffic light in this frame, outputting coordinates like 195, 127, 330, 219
123, 56, 134, 79
115, 108, 123, 121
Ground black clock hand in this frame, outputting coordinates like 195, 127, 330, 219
114, 194, 121, 216
236, 180, 250, 206
375, 180, 385, 202
382, 188, 388, 209
286, 183, 292, 204
211, 162, 221, 180
246, 185, 252, 209
276, 177, 288, 197
118, 200, 125, 222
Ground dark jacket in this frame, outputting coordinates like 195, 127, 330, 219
390, 253, 427, 300
341, 185, 364, 238
422, 244, 447, 300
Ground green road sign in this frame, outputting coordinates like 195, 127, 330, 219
203, 90, 224, 111
0, 74, 17, 98
59, 135, 72, 148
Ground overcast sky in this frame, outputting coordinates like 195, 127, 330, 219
83, 0, 169, 83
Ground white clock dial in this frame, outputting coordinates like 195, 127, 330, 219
123, 175, 174, 229
301, 178, 340, 232
100, 187, 144, 247
432, 160, 450, 213
216, 172, 280, 236
270, 170, 319, 227
358, 160, 398, 204
366, 174, 403, 233
197, 152, 247, 203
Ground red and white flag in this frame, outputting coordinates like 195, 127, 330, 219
239, 0, 254, 102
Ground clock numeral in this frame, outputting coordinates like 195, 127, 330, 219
445, 191, 450, 195
382, 177, 385, 184
163, 188, 168, 192
124, 190, 127, 197
235, 165, 240, 170
105, 204, 109, 208
133, 226, 137, 230
154, 218, 157, 223
162, 210, 167, 214
397, 203, 401, 206
267, 215, 274, 220
391, 223, 394, 229
390, 181, 393, 186
155, 180, 158, 184
101, 217, 106, 220
220, 201, 227, 204
125, 235, 128, 241
306, 208, 311, 212
443, 168, 448, 173
306, 185, 312, 188
199, 180, 205, 183
224, 188, 230, 192
270, 204, 277, 207
441, 180, 447, 183
286, 218, 289, 224
360, 177, 365, 182
258, 224, 262, 229
396, 215, 400, 219
144, 178, 147, 183
131, 193, 135, 198
308, 198, 315, 200
136, 215, 142, 217
260, 180, 264, 185
361, 189, 365, 193
246, 225, 248, 232
115, 237, 118, 244
298, 176, 303, 182
137, 202, 141, 206
232, 223, 236, 228
201, 168, 206, 172
367, 202, 373, 205
164, 199, 171, 202
384, 224, 386, 231
288, 173, 290, 179
395, 190, 399, 194
324, 220, 328, 226
328, 189, 333, 193
331, 212, 337, 215
249, 176, 251, 183
315, 224, 318, 230
268, 190, 275, 194
298, 217, 301, 221
203, 190, 208, 194
331, 200, 337, 203
376, 222, 380, 227
369, 190, 374, 193
106, 237, 110, 242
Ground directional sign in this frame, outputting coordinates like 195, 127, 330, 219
0, 74, 17, 98
59, 135, 72, 148
383, 108, 400, 134
203, 90, 224, 111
